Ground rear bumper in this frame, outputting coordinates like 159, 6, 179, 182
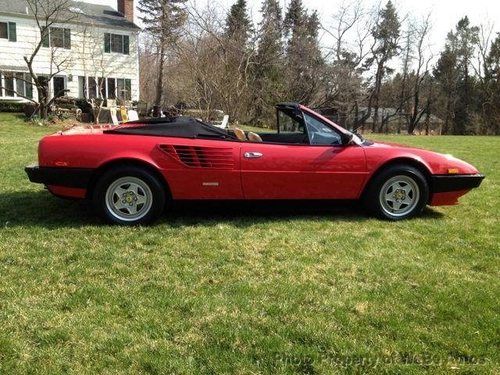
431, 174, 484, 193
25, 164, 93, 189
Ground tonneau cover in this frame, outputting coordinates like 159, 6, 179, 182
104, 116, 234, 140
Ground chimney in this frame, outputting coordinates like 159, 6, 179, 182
117, 0, 134, 23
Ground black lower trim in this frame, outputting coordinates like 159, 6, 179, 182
431, 174, 484, 193
25, 164, 93, 189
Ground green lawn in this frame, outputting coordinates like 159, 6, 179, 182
0, 112, 498, 374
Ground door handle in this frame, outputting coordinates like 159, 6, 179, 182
244, 152, 263, 159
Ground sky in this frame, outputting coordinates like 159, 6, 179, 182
87, 0, 499, 58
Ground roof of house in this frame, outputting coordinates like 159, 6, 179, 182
0, 0, 140, 31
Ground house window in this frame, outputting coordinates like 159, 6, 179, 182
98, 77, 106, 98
78, 76, 131, 100
107, 78, 116, 99
0, 22, 7, 39
15, 73, 24, 95
117, 78, 131, 100
0, 22, 17, 42
0, 71, 31, 98
43, 27, 71, 49
4, 74, 14, 96
104, 33, 129, 54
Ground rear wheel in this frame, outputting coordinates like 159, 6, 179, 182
93, 166, 166, 225
364, 165, 429, 220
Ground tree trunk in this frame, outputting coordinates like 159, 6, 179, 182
372, 63, 384, 133
39, 89, 48, 119
155, 42, 165, 108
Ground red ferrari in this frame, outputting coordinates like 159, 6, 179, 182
26, 103, 484, 224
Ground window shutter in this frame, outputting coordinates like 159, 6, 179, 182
123, 35, 129, 54
8, 22, 16, 42
64, 28, 71, 49
42, 27, 49, 47
104, 33, 110, 53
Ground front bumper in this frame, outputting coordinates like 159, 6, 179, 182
431, 173, 485, 193
25, 164, 93, 189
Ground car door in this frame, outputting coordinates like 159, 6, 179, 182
240, 109, 368, 199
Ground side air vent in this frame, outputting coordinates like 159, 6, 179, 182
159, 145, 235, 169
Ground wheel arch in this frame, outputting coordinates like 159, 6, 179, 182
86, 158, 172, 200
361, 157, 433, 202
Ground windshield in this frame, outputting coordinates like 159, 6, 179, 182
303, 113, 343, 145
300, 105, 365, 146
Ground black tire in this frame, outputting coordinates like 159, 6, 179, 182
363, 165, 429, 220
92, 166, 166, 225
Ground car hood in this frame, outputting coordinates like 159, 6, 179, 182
364, 140, 480, 175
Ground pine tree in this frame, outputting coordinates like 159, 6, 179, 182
226, 0, 251, 43
284, 0, 324, 104
452, 17, 479, 134
484, 33, 500, 134
138, 0, 187, 108
434, 42, 459, 134
283, 0, 305, 36
366, 1, 400, 132
253, 0, 284, 123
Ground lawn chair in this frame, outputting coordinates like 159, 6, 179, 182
110, 107, 119, 126
128, 110, 139, 122
120, 106, 128, 122
213, 114, 229, 129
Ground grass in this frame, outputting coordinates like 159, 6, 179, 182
0, 112, 498, 374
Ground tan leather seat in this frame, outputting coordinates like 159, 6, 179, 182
234, 127, 247, 141
247, 132, 263, 142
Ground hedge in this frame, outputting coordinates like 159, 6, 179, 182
0, 101, 25, 113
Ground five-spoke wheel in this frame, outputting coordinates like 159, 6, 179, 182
93, 166, 166, 225
105, 177, 153, 222
364, 165, 429, 220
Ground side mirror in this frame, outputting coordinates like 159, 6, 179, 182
341, 132, 354, 145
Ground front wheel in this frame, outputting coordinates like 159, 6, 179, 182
93, 166, 166, 225
364, 165, 429, 220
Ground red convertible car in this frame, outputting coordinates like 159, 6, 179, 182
26, 103, 484, 224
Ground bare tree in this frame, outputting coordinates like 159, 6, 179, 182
0, 0, 75, 119
322, 0, 374, 127
406, 14, 433, 134
138, 0, 188, 113
180, 2, 257, 122
77, 22, 124, 124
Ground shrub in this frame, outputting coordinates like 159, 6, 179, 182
23, 103, 37, 117
75, 98, 92, 114
0, 101, 25, 113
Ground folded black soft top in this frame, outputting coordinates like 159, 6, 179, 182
104, 116, 234, 140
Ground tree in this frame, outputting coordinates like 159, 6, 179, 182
365, 0, 400, 132
321, 0, 373, 128
483, 33, 500, 134
406, 15, 432, 134
138, 0, 187, 110
252, 0, 285, 124
284, 0, 324, 104
0, 0, 75, 119
226, 0, 251, 42
434, 41, 459, 134
452, 17, 479, 134
182, 1, 256, 122
78, 22, 123, 124
221, 0, 255, 121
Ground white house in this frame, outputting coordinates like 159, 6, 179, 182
0, 0, 140, 103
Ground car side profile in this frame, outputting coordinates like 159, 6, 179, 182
26, 103, 484, 225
